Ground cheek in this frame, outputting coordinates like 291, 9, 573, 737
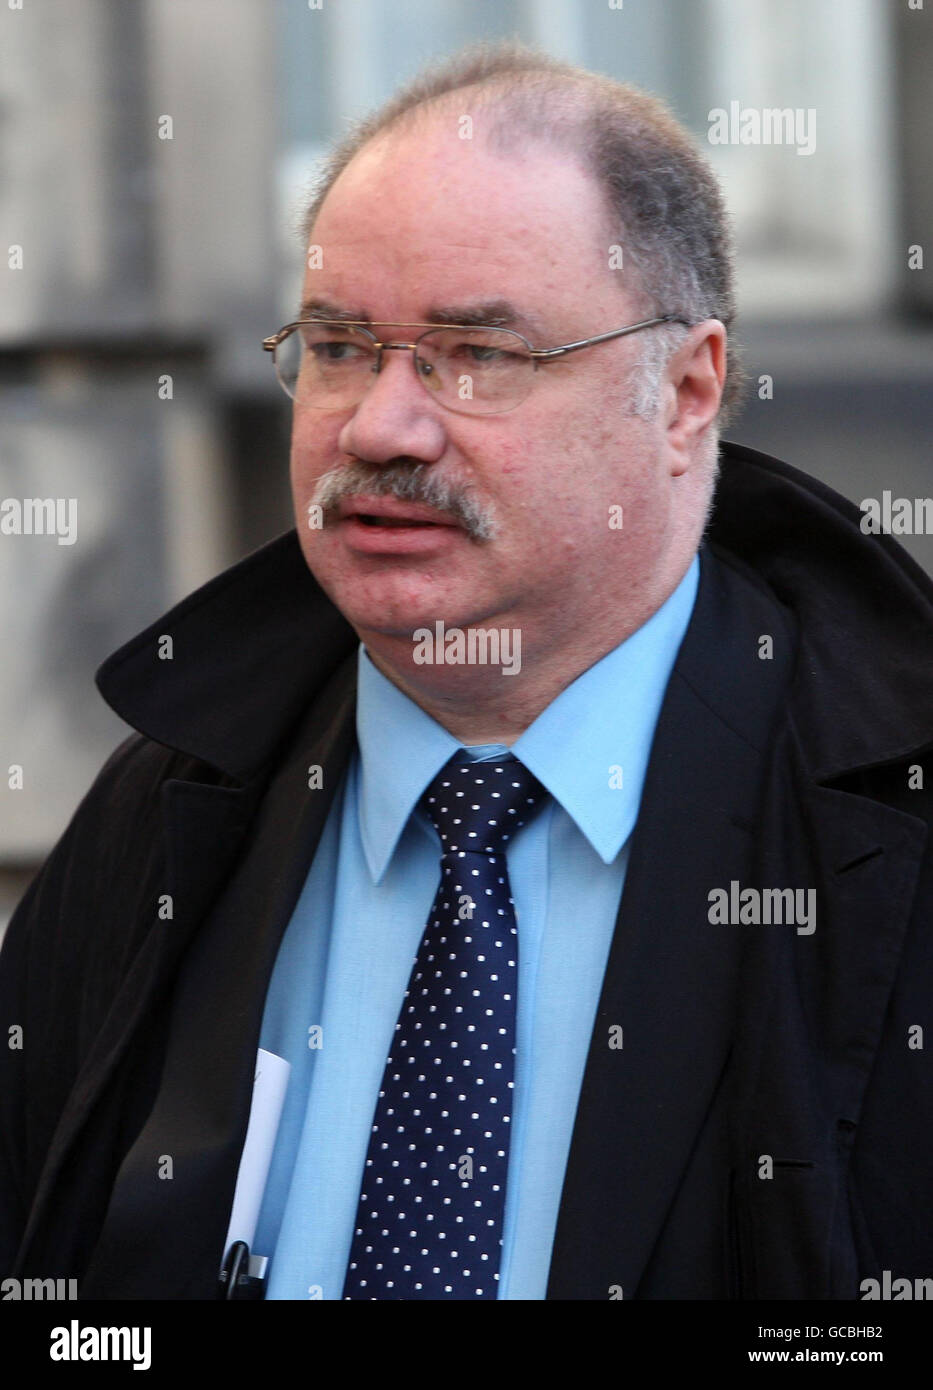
502, 408, 607, 518
290, 412, 344, 482
526, 411, 658, 556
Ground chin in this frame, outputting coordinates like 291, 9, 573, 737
321, 583, 446, 640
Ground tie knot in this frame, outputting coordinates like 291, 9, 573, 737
420, 753, 548, 857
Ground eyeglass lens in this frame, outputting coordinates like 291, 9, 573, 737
275, 323, 534, 414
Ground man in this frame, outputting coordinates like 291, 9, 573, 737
2, 42, 932, 1301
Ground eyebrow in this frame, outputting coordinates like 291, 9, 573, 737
296, 295, 548, 340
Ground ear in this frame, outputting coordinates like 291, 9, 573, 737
664, 321, 727, 476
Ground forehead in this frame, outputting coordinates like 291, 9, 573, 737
306, 123, 615, 324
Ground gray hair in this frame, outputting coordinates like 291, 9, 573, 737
301, 40, 744, 424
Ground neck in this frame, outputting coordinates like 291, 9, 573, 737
364, 647, 572, 746
362, 559, 692, 744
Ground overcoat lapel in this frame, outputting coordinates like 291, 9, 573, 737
547, 548, 796, 1299
547, 537, 929, 1300
79, 655, 358, 1297
14, 534, 358, 1287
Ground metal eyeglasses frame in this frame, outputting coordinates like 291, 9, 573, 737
262, 313, 693, 411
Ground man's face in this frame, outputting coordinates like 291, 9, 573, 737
290, 124, 681, 656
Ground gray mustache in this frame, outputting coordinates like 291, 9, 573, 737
310, 461, 496, 541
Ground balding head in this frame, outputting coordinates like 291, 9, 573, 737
302, 40, 742, 424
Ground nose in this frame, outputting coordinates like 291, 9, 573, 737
337, 344, 448, 466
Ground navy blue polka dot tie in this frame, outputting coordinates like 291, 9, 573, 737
342, 752, 548, 1299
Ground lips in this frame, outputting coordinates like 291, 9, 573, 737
358, 516, 434, 527
332, 495, 465, 554
336, 497, 459, 528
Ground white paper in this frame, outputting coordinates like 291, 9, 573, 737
223, 1048, 291, 1261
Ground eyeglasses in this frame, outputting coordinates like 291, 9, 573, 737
261, 314, 691, 416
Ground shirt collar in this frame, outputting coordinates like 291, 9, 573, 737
511, 554, 699, 862
356, 553, 700, 879
356, 650, 461, 882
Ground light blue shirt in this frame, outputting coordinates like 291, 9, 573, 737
254, 554, 700, 1299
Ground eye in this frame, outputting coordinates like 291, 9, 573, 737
468, 343, 507, 362
445, 339, 520, 366
307, 339, 368, 363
